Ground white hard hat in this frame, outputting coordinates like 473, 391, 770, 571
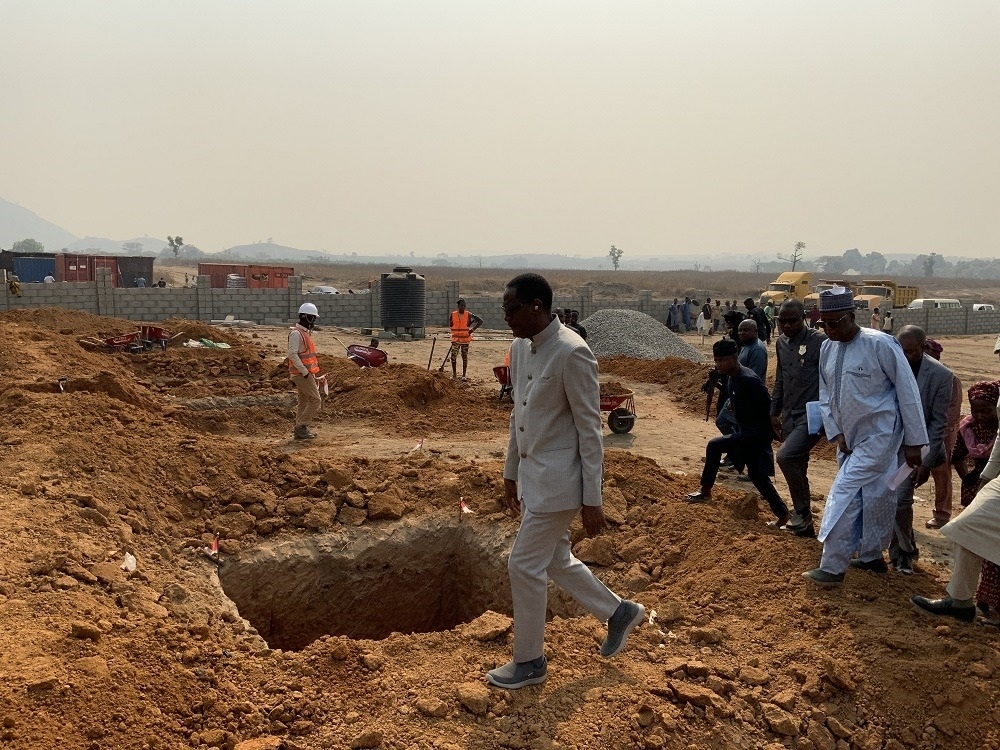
298, 302, 319, 317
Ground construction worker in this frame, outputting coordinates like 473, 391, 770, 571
447, 298, 483, 381
288, 302, 323, 440
7, 273, 21, 297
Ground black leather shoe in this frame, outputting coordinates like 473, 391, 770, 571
911, 596, 976, 623
787, 524, 816, 538
802, 569, 845, 587
850, 557, 888, 573
684, 490, 709, 503
894, 555, 914, 575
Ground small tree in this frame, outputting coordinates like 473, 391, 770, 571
776, 241, 806, 271
12, 238, 44, 254
608, 244, 623, 270
121, 242, 143, 255
923, 252, 938, 277
166, 236, 184, 259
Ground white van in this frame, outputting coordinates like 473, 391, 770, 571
973, 303, 995, 312
907, 298, 962, 309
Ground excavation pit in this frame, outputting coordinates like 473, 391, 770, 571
218, 516, 515, 651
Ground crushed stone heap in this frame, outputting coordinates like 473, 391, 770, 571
580, 308, 705, 363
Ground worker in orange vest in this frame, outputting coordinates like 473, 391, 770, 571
288, 302, 323, 440
448, 298, 483, 381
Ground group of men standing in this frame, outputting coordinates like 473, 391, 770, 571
688, 285, 977, 591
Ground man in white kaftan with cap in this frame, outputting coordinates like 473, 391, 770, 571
803, 286, 928, 586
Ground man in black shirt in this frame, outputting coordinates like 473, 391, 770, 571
770, 300, 826, 536
686, 339, 789, 527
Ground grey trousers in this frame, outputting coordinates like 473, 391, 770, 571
508, 507, 621, 662
776, 417, 820, 518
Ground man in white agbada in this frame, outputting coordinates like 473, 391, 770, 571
803, 287, 928, 586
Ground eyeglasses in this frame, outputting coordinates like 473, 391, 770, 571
821, 311, 852, 329
500, 302, 526, 316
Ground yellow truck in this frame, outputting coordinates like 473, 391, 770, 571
760, 272, 813, 306
803, 279, 858, 311
853, 280, 920, 311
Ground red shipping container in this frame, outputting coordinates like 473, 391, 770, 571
55, 254, 121, 286
246, 264, 293, 289
198, 263, 293, 289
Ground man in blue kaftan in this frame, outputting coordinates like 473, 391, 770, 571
803, 287, 928, 587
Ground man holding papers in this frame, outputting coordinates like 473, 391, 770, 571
803, 287, 928, 587
889, 326, 955, 574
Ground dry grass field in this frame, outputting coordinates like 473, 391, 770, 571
268, 262, 1000, 305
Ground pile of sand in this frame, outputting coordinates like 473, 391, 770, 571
0, 308, 996, 750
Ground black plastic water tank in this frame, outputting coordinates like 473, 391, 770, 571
379, 266, 426, 329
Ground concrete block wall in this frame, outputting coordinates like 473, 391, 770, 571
9, 273, 994, 338
887, 307, 1000, 336
1, 280, 101, 314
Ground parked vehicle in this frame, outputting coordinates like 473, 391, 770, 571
972, 303, 995, 311
760, 272, 813, 306
907, 298, 962, 310
853, 280, 920, 311
308, 286, 339, 294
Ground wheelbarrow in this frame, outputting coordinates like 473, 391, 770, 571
139, 324, 173, 351
493, 365, 513, 404
600, 389, 636, 434
102, 331, 143, 353
346, 344, 388, 368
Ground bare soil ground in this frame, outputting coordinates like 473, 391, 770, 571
1, 309, 999, 750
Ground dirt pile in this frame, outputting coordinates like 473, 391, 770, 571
600, 355, 713, 415
0, 308, 997, 749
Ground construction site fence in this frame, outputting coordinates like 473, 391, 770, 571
2, 270, 999, 336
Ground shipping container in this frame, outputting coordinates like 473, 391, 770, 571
55, 254, 121, 286
12, 256, 57, 282
198, 263, 294, 289
117, 256, 156, 288
0, 250, 57, 275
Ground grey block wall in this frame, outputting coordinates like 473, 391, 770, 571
885, 307, 1000, 336
4, 270, 996, 337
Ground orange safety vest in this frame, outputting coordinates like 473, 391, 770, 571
288, 325, 320, 376
450, 310, 473, 344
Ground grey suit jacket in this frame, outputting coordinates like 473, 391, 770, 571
503, 316, 604, 513
913, 354, 955, 468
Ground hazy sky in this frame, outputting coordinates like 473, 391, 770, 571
2, 1, 997, 258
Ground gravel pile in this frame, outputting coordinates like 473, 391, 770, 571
580, 308, 705, 363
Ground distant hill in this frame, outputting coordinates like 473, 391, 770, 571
67, 236, 165, 255
224, 242, 337, 262
0, 197, 78, 251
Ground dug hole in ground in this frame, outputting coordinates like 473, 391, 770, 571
0, 307, 998, 750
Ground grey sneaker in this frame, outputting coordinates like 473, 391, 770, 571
486, 657, 547, 690
785, 513, 813, 531
802, 568, 845, 587
600, 600, 645, 658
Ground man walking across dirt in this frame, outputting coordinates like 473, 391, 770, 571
803, 287, 927, 586
447, 298, 483, 381
489, 273, 644, 690
288, 302, 323, 440
922, 339, 963, 529
770, 299, 826, 537
889, 325, 954, 574
685, 339, 790, 527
